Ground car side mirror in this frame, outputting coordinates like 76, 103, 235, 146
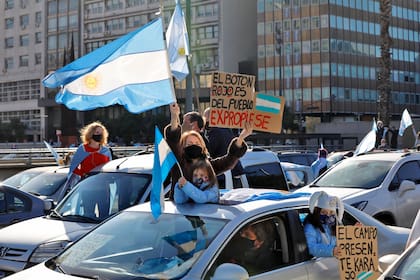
43, 199, 54, 212
378, 254, 399, 273
398, 180, 416, 196
210, 263, 249, 280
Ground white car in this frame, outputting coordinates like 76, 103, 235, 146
0, 149, 288, 278
296, 151, 420, 227
378, 237, 420, 280
1, 189, 410, 280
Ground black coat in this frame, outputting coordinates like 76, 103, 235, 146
164, 125, 247, 199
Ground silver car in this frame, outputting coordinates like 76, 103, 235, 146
3, 189, 409, 280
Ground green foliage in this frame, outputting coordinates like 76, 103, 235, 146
0, 118, 27, 142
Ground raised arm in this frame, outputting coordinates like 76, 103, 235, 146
236, 121, 253, 147
170, 103, 181, 131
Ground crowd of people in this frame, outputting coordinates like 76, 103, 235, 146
64, 104, 360, 271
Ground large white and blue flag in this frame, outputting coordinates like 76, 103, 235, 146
354, 119, 377, 156
166, 0, 190, 81
399, 109, 413, 136
151, 126, 177, 220
42, 18, 175, 114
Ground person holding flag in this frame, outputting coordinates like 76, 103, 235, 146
66, 121, 112, 187
165, 103, 252, 200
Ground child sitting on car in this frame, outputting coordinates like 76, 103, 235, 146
174, 158, 219, 204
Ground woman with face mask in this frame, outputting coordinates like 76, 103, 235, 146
303, 191, 344, 258
165, 103, 252, 200
66, 121, 112, 188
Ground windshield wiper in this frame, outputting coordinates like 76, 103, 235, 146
49, 209, 63, 219
309, 184, 320, 188
61, 215, 101, 223
28, 191, 41, 196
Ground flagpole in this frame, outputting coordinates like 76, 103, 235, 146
185, 0, 193, 112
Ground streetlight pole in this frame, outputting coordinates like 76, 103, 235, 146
275, 22, 282, 97
185, 0, 193, 112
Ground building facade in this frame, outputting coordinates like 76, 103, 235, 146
0, 0, 45, 142
40, 0, 257, 145
257, 0, 420, 126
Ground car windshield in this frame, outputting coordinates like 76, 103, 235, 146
2, 170, 43, 188
393, 241, 420, 279
19, 172, 66, 196
314, 159, 393, 189
49, 212, 227, 279
54, 173, 151, 222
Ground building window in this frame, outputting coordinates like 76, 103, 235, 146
35, 32, 42, 44
20, 35, 29, 46
5, 0, 14, 10
20, 14, 29, 29
4, 57, 14, 70
35, 11, 42, 27
106, 0, 123, 11
35, 53, 42, 65
69, 0, 78, 11
5, 18, 14, 29
58, 0, 68, 13
5, 37, 14, 48
48, 0, 57, 15
19, 55, 29, 67
20, 0, 28, 9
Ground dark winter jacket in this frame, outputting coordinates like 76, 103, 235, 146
164, 124, 247, 199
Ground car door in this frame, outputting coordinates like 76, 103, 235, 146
389, 160, 420, 227
207, 211, 309, 280
0, 187, 33, 228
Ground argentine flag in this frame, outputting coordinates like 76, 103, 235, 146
151, 126, 177, 220
42, 18, 175, 114
166, 0, 190, 81
354, 119, 377, 156
255, 93, 281, 114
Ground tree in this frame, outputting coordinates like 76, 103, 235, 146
377, 0, 392, 127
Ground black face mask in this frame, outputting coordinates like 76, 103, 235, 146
92, 134, 103, 143
184, 145, 204, 160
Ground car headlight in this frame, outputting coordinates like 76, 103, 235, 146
29, 240, 70, 264
351, 201, 368, 211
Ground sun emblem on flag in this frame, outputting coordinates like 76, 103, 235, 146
178, 47, 185, 56
84, 74, 99, 90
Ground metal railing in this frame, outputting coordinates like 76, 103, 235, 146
0, 146, 151, 168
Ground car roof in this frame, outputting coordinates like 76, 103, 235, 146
350, 150, 420, 162
91, 153, 154, 174
127, 189, 311, 220
240, 148, 280, 167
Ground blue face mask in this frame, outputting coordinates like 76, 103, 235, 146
193, 177, 203, 187
320, 214, 336, 226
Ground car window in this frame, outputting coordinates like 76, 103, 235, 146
393, 241, 420, 279
2, 170, 43, 188
285, 170, 308, 190
1, 190, 30, 213
210, 216, 289, 279
391, 161, 420, 188
56, 173, 151, 221
315, 160, 393, 189
51, 212, 227, 279
244, 162, 288, 190
20, 173, 66, 196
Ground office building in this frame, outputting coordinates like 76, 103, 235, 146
257, 0, 420, 127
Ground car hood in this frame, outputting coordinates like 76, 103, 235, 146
3, 262, 87, 280
0, 216, 94, 248
297, 185, 368, 200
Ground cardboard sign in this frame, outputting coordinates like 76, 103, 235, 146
209, 71, 284, 133
336, 225, 380, 280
